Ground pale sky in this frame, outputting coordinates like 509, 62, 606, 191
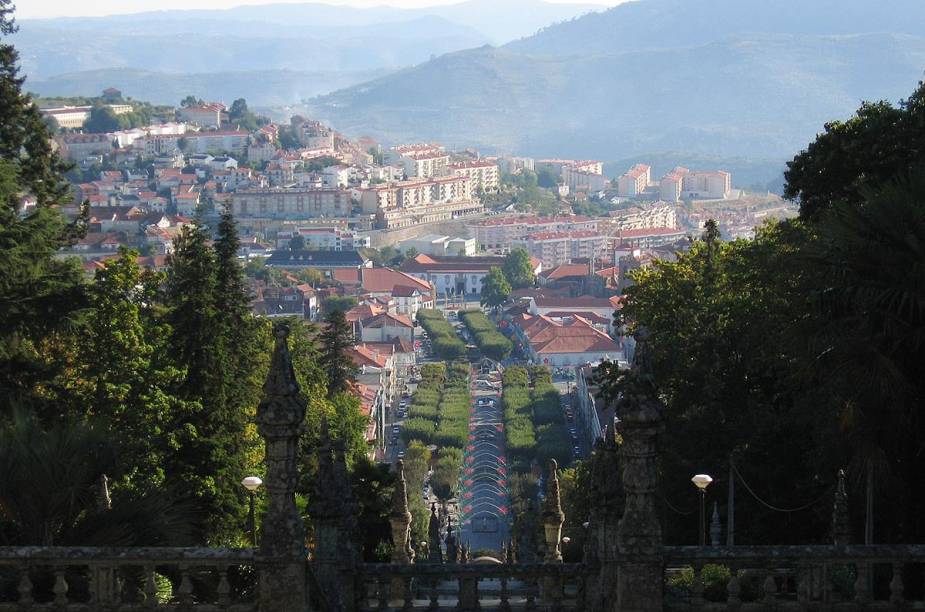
17, 0, 621, 19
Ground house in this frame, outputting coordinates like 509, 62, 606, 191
252, 286, 311, 318
332, 267, 435, 316
525, 294, 622, 332
509, 313, 623, 366
178, 103, 224, 128
358, 312, 414, 344
400, 253, 542, 297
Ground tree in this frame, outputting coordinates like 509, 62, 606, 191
84, 106, 120, 133
323, 295, 357, 314
784, 80, 925, 222
0, 10, 86, 415
289, 234, 306, 251
229, 98, 248, 119
480, 266, 511, 311
502, 247, 535, 289
319, 309, 357, 397
180, 95, 203, 108
536, 167, 558, 189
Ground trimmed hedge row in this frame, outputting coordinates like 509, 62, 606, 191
460, 311, 512, 361
502, 365, 536, 471
417, 309, 466, 360
403, 360, 471, 450
502, 365, 574, 471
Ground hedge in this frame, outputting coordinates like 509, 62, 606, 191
417, 309, 466, 360
460, 311, 512, 361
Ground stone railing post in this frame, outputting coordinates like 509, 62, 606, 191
542, 459, 565, 563
311, 417, 358, 610
589, 425, 622, 609
614, 375, 664, 612
256, 324, 309, 612
390, 461, 415, 602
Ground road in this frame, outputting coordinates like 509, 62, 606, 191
458, 369, 510, 554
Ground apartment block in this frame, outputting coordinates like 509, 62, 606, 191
512, 230, 607, 268
617, 163, 651, 197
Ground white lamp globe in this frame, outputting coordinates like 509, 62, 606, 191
691, 474, 713, 490
241, 476, 263, 492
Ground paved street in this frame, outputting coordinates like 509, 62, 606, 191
459, 369, 510, 554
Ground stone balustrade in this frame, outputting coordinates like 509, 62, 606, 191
663, 544, 925, 610
356, 562, 590, 611
0, 546, 257, 610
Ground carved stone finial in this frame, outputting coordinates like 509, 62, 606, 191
508, 538, 517, 564
257, 322, 307, 560
445, 519, 459, 563
500, 542, 508, 564
95, 473, 112, 511
390, 461, 414, 564
542, 459, 565, 562
710, 502, 722, 546
459, 541, 470, 564
428, 503, 444, 563
833, 468, 850, 546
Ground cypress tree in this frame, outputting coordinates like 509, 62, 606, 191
319, 309, 357, 397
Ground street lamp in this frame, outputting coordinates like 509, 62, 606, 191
691, 474, 712, 546
241, 476, 263, 546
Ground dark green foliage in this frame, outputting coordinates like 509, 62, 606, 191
84, 105, 121, 133
461, 310, 512, 360
323, 295, 357, 314
417, 309, 466, 359
785, 81, 925, 222
319, 309, 357, 397
0, 410, 198, 547
502, 247, 535, 289
480, 266, 512, 311
0, 11, 86, 412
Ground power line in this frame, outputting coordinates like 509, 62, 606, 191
732, 462, 829, 513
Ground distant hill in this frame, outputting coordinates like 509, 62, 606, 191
25, 68, 382, 108
308, 0, 925, 184
14, 0, 604, 80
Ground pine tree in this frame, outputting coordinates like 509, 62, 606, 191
319, 309, 357, 397
0, 8, 86, 413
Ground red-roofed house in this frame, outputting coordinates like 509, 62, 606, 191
358, 312, 414, 343
510, 313, 623, 366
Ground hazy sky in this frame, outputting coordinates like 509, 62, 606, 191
18, 0, 621, 19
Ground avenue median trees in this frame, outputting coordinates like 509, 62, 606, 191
460, 310, 512, 361
417, 309, 466, 360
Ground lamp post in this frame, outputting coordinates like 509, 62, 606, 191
241, 476, 263, 546
691, 474, 713, 546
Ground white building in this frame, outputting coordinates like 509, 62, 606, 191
177, 104, 224, 128
449, 160, 499, 192
401, 234, 477, 257
512, 230, 607, 269
617, 164, 651, 198
469, 215, 599, 250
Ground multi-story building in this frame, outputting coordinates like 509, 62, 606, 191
449, 160, 499, 192
357, 175, 481, 229
298, 120, 335, 149
57, 134, 113, 160
602, 203, 678, 232
658, 167, 687, 202
184, 129, 249, 155
231, 188, 353, 219
658, 167, 732, 201
40, 104, 133, 129
177, 103, 224, 128
563, 166, 607, 193
499, 156, 535, 174
512, 230, 607, 269
469, 215, 598, 250
401, 234, 477, 257
390, 144, 449, 178
400, 253, 542, 297
617, 163, 651, 197
278, 227, 370, 251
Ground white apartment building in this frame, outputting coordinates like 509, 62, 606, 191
659, 167, 732, 201
231, 188, 353, 219
469, 215, 599, 250
390, 143, 449, 178
512, 230, 607, 269
323, 165, 354, 188
177, 104, 224, 128
278, 227, 370, 251
401, 234, 477, 257
357, 175, 473, 214
617, 164, 651, 197
41, 104, 133, 129
184, 130, 249, 155
606, 203, 677, 231
563, 166, 607, 193
449, 160, 499, 192
499, 157, 535, 174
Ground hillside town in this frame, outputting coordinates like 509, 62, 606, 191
35, 90, 799, 461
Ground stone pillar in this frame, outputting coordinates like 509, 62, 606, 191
542, 459, 565, 562
390, 461, 414, 601
311, 417, 356, 610
256, 324, 309, 612
589, 426, 622, 609
614, 379, 664, 612
832, 469, 850, 546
